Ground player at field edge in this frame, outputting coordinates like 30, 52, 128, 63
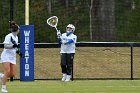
0, 21, 21, 92
57, 24, 77, 82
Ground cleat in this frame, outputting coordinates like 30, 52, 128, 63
65, 75, 71, 82
61, 73, 67, 81
1, 88, 8, 93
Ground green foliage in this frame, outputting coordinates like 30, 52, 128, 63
0, 0, 140, 42
115, 0, 140, 42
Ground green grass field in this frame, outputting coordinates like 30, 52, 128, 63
6, 80, 140, 93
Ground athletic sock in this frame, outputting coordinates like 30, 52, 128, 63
0, 73, 4, 78
2, 85, 6, 89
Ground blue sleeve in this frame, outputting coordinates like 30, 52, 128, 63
66, 39, 74, 44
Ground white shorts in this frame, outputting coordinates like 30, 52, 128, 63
0, 51, 16, 64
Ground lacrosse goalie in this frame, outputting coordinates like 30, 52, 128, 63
57, 24, 77, 82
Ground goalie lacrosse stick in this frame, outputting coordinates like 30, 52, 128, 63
47, 16, 59, 32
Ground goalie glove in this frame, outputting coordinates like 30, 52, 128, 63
57, 30, 61, 38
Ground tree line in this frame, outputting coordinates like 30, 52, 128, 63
0, 0, 140, 43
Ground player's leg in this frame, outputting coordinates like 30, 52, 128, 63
10, 63, 16, 78
65, 53, 74, 81
1, 62, 11, 92
60, 53, 67, 81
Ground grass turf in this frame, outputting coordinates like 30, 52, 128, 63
6, 80, 140, 93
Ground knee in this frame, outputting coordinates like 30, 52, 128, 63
61, 63, 66, 67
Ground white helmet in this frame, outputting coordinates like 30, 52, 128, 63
66, 24, 75, 32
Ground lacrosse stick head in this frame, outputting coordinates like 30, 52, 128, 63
47, 16, 58, 28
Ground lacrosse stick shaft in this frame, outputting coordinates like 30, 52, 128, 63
55, 27, 59, 32
55, 27, 61, 38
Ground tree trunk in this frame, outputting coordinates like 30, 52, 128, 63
89, 0, 93, 41
47, 0, 52, 15
66, 0, 69, 8
93, 0, 115, 41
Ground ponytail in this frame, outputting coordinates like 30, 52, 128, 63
9, 21, 19, 32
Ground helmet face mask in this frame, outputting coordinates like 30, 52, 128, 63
66, 24, 75, 32
66, 27, 73, 32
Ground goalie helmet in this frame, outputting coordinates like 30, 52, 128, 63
66, 24, 75, 32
